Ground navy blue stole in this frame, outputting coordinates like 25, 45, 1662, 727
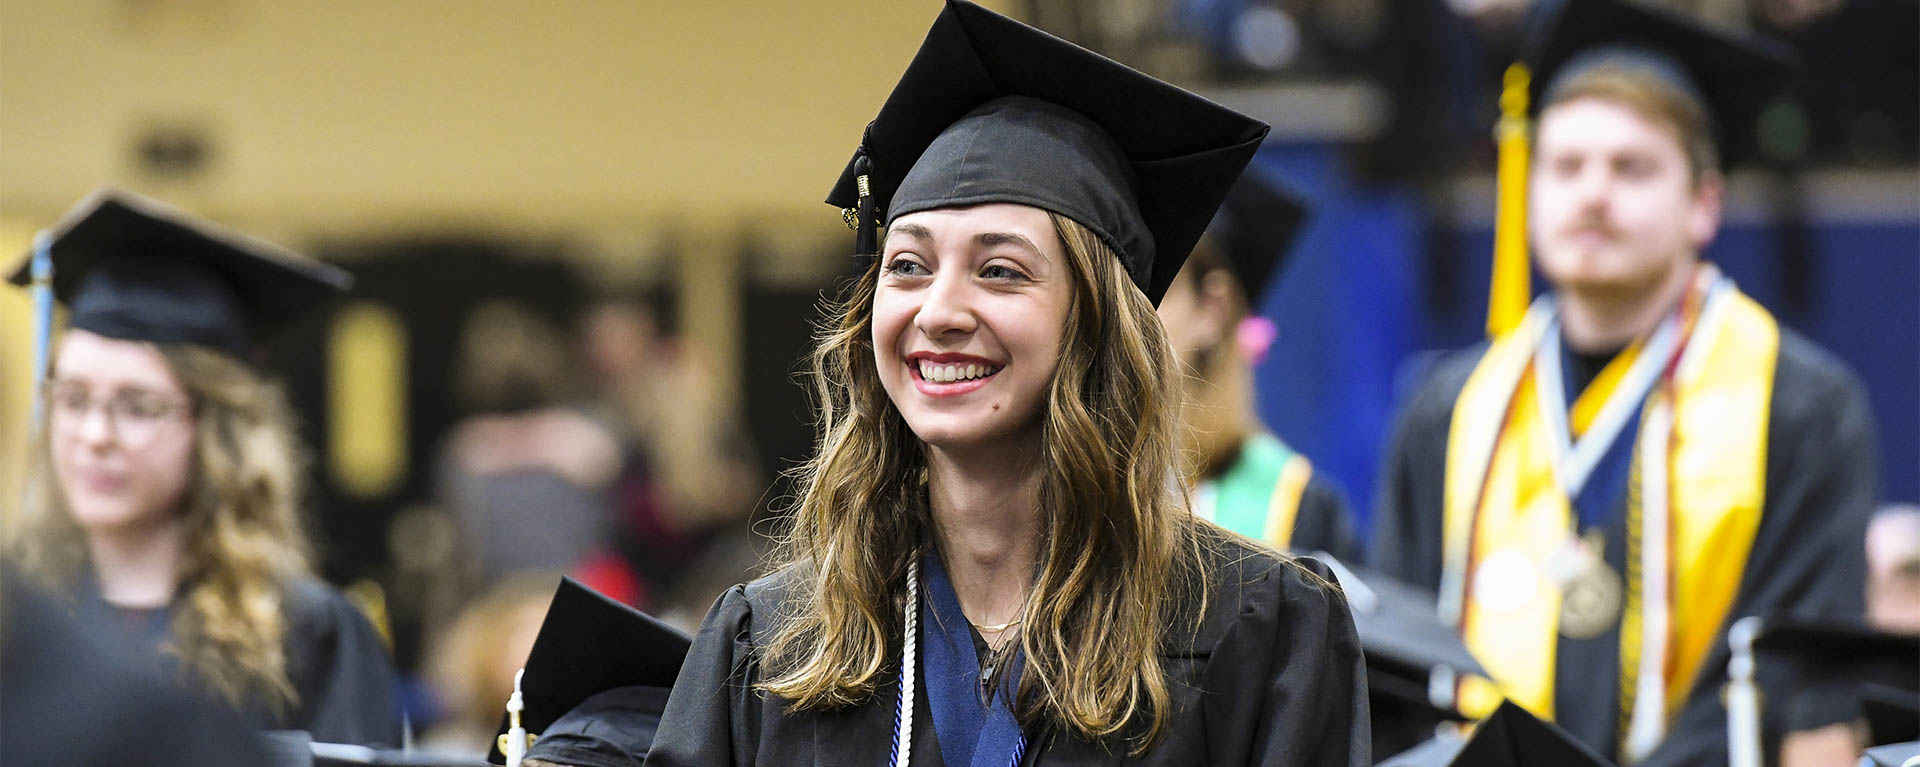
1558, 345, 1643, 530
920, 550, 1027, 767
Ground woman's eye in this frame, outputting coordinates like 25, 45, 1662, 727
119, 397, 169, 421
981, 264, 1026, 281
51, 386, 90, 410
884, 258, 926, 276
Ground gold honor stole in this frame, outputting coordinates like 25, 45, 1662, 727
1440, 267, 1777, 761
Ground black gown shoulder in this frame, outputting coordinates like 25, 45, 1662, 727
276, 575, 405, 747
1292, 470, 1365, 565
647, 537, 1370, 766
1368, 344, 1485, 588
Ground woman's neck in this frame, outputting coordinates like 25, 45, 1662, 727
925, 441, 1045, 635
1181, 344, 1257, 478
87, 516, 186, 609
1556, 260, 1695, 353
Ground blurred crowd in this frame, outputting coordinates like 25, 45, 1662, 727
397, 296, 764, 756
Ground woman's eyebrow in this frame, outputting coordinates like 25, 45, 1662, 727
887, 223, 935, 241
974, 232, 1042, 257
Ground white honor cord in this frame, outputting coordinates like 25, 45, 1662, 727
894, 560, 920, 767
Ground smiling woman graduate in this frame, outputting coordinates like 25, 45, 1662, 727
641, 3, 1368, 766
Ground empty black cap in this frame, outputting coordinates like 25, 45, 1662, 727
825, 0, 1270, 305
518, 686, 668, 767
488, 578, 690, 765
7, 188, 351, 357
1749, 616, 1920, 744
1324, 558, 1487, 683
1449, 701, 1613, 767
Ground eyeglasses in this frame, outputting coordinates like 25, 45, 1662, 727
43, 380, 193, 445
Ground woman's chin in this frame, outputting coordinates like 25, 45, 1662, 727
67, 499, 168, 536
905, 416, 1043, 457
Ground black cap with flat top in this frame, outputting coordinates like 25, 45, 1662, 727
1748, 616, 1920, 746
1203, 166, 1309, 304
825, 0, 1270, 305
1320, 556, 1488, 759
1376, 700, 1617, 767
1451, 701, 1614, 767
487, 577, 690, 766
1522, 0, 1797, 168
6, 188, 352, 357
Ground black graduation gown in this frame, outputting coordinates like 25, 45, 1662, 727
1291, 473, 1365, 565
1369, 330, 1880, 767
1, 571, 273, 767
645, 538, 1371, 766
82, 573, 405, 747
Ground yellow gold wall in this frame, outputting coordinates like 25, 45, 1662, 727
1, 0, 1016, 229
0, 0, 1017, 509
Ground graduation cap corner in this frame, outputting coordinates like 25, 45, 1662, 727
489, 577, 691, 766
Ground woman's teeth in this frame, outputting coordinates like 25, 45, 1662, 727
918, 361, 1000, 383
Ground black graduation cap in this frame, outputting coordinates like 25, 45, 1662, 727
1318, 556, 1487, 758
1522, 0, 1797, 168
1204, 166, 1310, 304
825, 0, 1270, 305
1321, 556, 1486, 686
1748, 616, 1920, 745
6, 188, 352, 357
487, 578, 690, 765
1446, 701, 1614, 767
1860, 687, 1920, 752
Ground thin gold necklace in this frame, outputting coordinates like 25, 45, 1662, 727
970, 616, 1023, 633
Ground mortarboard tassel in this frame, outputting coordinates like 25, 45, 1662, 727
839, 123, 880, 268
501, 668, 530, 767
1488, 63, 1532, 338
29, 230, 54, 429
854, 153, 879, 262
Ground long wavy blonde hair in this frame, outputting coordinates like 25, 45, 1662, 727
761, 211, 1218, 751
10, 342, 313, 715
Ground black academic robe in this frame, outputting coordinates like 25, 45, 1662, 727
1370, 330, 1880, 767
81, 572, 405, 747
1, 571, 273, 767
645, 539, 1371, 766
1291, 474, 1365, 565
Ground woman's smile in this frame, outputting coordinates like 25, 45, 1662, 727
908, 352, 1005, 396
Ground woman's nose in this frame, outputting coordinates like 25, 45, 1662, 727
914, 271, 978, 338
74, 404, 118, 448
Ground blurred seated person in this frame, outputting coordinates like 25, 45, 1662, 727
572, 298, 763, 618
1157, 169, 1363, 562
417, 571, 556, 758
438, 300, 622, 597
1772, 504, 1920, 767
1866, 504, 1920, 633
5, 189, 402, 745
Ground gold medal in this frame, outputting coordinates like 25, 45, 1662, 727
1549, 530, 1623, 640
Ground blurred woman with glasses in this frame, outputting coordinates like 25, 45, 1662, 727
6, 190, 402, 746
